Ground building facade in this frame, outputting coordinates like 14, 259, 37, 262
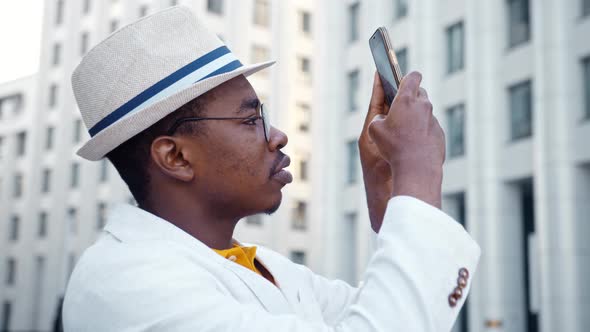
0, 0, 316, 331
315, 0, 590, 332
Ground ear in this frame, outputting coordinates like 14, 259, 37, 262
150, 136, 195, 182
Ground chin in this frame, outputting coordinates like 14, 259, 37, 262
264, 196, 282, 215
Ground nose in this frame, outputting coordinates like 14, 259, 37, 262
267, 126, 288, 151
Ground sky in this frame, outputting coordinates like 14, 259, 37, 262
0, 1, 45, 84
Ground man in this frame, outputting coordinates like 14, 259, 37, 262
63, 6, 480, 331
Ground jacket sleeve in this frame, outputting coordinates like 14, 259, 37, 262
64, 195, 480, 332
305, 195, 481, 330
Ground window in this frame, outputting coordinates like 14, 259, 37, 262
68, 208, 78, 234
207, 0, 223, 15
347, 140, 358, 184
16, 131, 26, 156
139, 5, 148, 17
253, 0, 270, 27
38, 212, 48, 238
507, 0, 531, 47
0, 94, 23, 115
52, 43, 61, 66
299, 159, 308, 181
251, 45, 270, 74
170, 0, 179, 6
584, 0, 590, 16
349, 3, 360, 42
13, 173, 23, 198
97, 202, 107, 230
298, 103, 311, 132
396, 47, 408, 75
292, 201, 307, 230
83, 0, 91, 14
0, 136, 4, 159
46, 127, 55, 150
49, 84, 58, 108
80, 32, 89, 55
395, 0, 408, 19
246, 214, 262, 226
9, 216, 19, 241
290, 251, 306, 265
446, 104, 466, 158
32, 256, 45, 330
6, 259, 16, 285
110, 20, 119, 33
56, 0, 65, 25
509, 80, 533, 140
348, 69, 360, 112
583, 56, 590, 120
446, 21, 464, 74
71, 163, 80, 188
100, 159, 109, 182
300, 11, 312, 35
42, 169, 51, 193
299, 57, 311, 83
74, 119, 83, 143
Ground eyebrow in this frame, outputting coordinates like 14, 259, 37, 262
236, 97, 260, 115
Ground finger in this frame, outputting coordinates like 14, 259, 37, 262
398, 71, 422, 98
369, 72, 386, 111
418, 87, 428, 100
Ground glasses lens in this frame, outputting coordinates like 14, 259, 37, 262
261, 104, 270, 142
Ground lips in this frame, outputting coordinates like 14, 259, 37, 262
271, 155, 293, 185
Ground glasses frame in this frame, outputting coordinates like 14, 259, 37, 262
166, 103, 270, 142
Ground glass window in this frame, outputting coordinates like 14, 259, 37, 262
13, 173, 23, 198
100, 159, 109, 182
251, 45, 270, 74
170, 0, 178, 6
343, 212, 358, 283
446, 104, 466, 158
300, 11, 312, 35
16, 131, 26, 157
5, 258, 16, 285
83, 0, 91, 14
56, 0, 65, 25
9, 216, 19, 241
49, 84, 58, 108
396, 47, 408, 75
74, 119, 83, 143
139, 5, 148, 17
46, 127, 54, 150
246, 214, 262, 226
38, 212, 48, 238
42, 169, 51, 193
348, 69, 360, 112
71, 163, 80, 188
507, 0, 531, 47
68, 208, 78, 234
509, 80, 533, 140
207, 0, 223, 15
446, 21, 464, 74
583, 0, 590, 17
349, 3, 360, 42
0, 136, 4, 159
347, 140, 358, 184
292, 201, 307, 230
299, 159, 308, 181
110, 20, 119, 33
290, 251, 306, 265
80, 32, 89, 55
299, 57, 312, 83
395, 0, 408, 19
253, 0, 270, 27
583, 56, 590, 120
52, 43, 61, 66
97, 202, 107, 230
296, 103, 311, 132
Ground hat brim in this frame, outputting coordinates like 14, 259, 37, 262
77, 60, 275, 161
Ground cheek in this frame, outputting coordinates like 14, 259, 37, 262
211, 136, 266, 183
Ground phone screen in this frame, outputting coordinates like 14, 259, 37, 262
370, 31, 399, 106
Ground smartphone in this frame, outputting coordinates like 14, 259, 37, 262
369, 27, 404, 106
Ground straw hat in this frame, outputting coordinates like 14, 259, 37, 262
72, 6, 274, 161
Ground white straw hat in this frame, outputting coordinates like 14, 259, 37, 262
72, 6, 274, 161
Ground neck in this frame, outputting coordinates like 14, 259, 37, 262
142, 196, 240, 250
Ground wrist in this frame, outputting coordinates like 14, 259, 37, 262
391, 165, 443, 208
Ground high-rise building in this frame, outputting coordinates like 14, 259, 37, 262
0, 0, 316, 330
315, 1, 590, 331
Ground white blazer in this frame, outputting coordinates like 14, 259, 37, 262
63, 196, 480, 331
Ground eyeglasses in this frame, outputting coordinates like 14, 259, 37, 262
167, 103, 270, 142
